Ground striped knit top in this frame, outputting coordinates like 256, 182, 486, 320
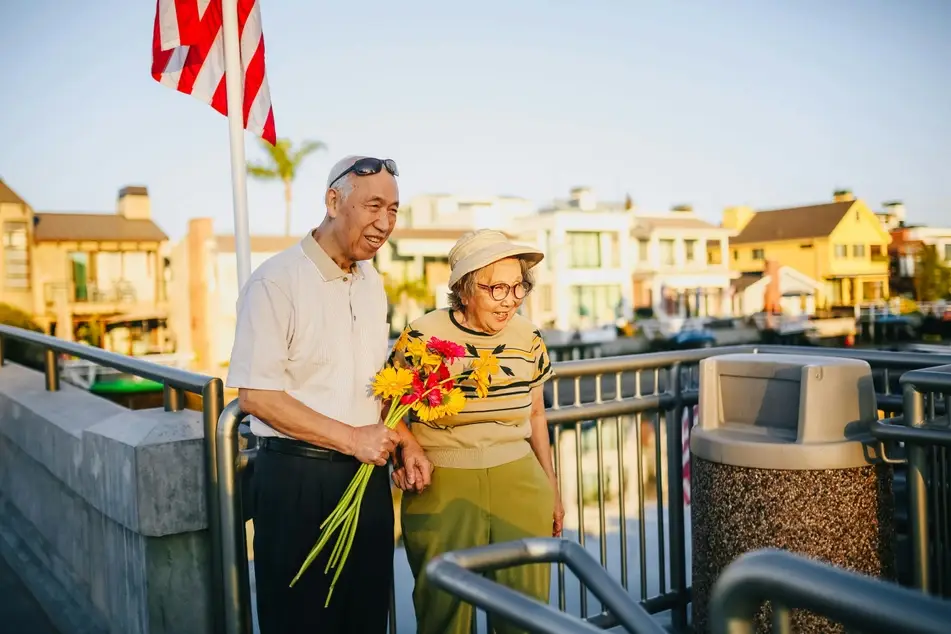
389, 308, 554, 469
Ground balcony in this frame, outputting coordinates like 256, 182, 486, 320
43, 279, 164, 316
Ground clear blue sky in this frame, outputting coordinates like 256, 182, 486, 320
1, 0, 948, 240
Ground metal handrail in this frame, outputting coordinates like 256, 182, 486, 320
217, 399, 253, 634
899, 363, 951, 390
426, 538, 667, 634
0, 324, 208, 391
709, 549, 951, 634
0, 324, 227, 634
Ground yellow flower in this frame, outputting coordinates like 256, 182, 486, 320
393, 329, 411, 353
470, 367, 491, 399
413, 401, 444, 423
470, 349, 500, 377
406, 339, 442, 369
441, 388, 467, 417
371, 366, 414, 400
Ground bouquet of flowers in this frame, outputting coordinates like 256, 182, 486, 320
289, 331, 506, 605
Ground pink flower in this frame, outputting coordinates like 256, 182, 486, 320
427, 337, 466, 364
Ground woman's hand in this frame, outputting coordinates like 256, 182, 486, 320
391, 441, 433, 493
552, 489, 565, 537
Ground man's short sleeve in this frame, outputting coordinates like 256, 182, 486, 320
226, 279, 293, 391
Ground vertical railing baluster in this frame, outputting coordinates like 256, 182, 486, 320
615, 371, 629, 592
903, 383, 931, 593
653, 368, 666, 595
551, 379, 566, 613
667, 362, 688, 629
44, 347, 59, 391
164, 384, 185, 412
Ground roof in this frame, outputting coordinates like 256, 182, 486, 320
215, 235, 299, 253
539, 200, 627, 213
731, 272, 763, 293
731, 201, 854, 244
0, 179, 28, 205
632, 216, 720, 233
33, 213, 168, 242
390, 228, 475, 240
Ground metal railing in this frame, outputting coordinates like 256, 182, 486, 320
426, 538, 667, 634
215, 343, 951, 633
0, 324, 227, 634
894, 364, 951, 597
4, 321, 951, 634
709, 549, 951, 634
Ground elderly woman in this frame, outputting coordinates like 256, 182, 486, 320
390, 229, 565, 634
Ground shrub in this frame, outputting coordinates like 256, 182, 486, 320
0, 303, 45, 370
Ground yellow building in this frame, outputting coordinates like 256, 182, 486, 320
0, 179, 170, 353
724, 190, 891, 306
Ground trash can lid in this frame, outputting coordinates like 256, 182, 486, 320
690, 353, 878, 470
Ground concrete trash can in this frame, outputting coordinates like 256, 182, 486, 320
690, 353, 895, 633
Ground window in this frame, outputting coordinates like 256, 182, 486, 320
536, 284, 553, 312
2, 221, 30, 289
684, 239, 697, 262
566, 231, 601, 268
659, 239, 675, 265
569, 285, 622, 328
732, 249, 739, 261
852, 245, 866, 258
752, 249, 764, 260
638, 239, 649, 262
834, 244, 847, 258
609, 232, 621, 267
944, 244, 951, 261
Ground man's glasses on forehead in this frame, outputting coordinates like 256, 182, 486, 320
328, 157, 399, 189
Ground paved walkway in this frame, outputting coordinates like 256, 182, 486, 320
0, 552, 60, 634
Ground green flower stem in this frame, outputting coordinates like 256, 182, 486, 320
326, 470, 370, 572
324, 483, 366, 607
290, 503, 354, 587
290, 393, 434, 596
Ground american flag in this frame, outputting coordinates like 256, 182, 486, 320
682, 404, 697, 505
151, 0, 277, 145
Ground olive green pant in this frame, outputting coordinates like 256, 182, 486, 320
402, 452, 554, 634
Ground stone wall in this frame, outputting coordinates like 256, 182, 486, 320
0, 362, 212, 634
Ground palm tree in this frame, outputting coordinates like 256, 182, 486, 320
383, 275, 434, 331
247, 138, 326, 236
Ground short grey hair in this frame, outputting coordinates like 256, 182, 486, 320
448, 257, 536, 312
329, 172, 354, 201
326, 154, 366, 202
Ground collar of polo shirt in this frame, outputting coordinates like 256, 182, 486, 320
301, 232, 365, 281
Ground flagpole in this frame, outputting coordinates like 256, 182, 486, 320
221, 0, 252, 289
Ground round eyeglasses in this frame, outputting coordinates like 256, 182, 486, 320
477, 282, 533, 301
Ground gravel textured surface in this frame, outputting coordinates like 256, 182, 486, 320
691, 458, 895, 633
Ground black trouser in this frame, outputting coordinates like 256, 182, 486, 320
251, 445, 394, 633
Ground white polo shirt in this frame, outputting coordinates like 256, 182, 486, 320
225, 233, 389, 438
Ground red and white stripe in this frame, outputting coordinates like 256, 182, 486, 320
151, 0, 277, 145
682, 404, 697, 506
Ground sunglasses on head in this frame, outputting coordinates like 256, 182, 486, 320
328, 157, 399, 189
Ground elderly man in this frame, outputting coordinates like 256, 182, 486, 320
227, 156, 431, 633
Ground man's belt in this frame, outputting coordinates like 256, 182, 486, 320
258, 436, 357, 462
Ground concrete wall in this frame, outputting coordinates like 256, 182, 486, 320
0, 362, 212, 634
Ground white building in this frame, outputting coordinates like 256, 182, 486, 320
514, 189, 737, 330
403, 194, 535, 232
166, 217, 298, 373
731, 265, 823, 317
515, 188, 632, 331
630, 205, 736, 320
